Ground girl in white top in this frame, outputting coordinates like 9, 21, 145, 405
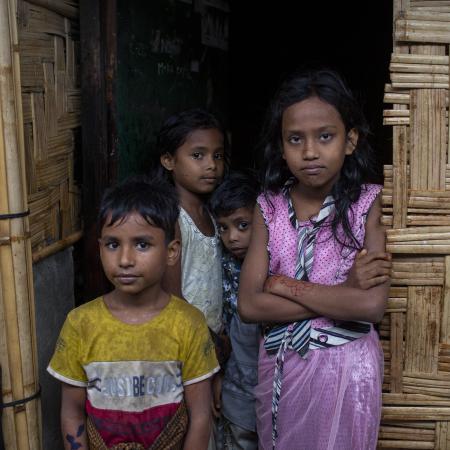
157, 108, 228, 335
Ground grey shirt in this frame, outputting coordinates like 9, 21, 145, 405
221, 253, 260, 431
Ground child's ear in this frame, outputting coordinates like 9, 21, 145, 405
345, 129, 359, 156
166, 239, 181, 266
160, 153, 174, 171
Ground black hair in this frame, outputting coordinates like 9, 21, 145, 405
153, 108, 230, 180
98, 176, 179, 243
209, 170, 260, 218
260, 69, 378, 250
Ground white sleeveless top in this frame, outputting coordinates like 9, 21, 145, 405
179, 207, 223, 333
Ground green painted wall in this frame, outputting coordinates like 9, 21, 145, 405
117, 0, 229, 179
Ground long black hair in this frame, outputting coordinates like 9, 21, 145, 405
260, 69, 378, 250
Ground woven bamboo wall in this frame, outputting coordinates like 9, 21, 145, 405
17, 0, 81, 253
380, 1, 450, 448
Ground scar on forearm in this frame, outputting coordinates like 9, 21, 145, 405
66, 424, 85, 450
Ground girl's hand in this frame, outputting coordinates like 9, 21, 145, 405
345, 249, 391, 290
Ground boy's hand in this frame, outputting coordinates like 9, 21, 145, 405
211, 372, 223, 418
345, 249, 391, 290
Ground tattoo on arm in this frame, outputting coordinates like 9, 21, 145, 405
66, 424, 85, 450
279, 277, 314, 298
267, 275, 314, 299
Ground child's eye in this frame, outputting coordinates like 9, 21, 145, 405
238, 221, 249, 231
217, 225, 227, 234
192, 152, 203, 159
214, 152, 224, 160
320, 132, 333, 141
105, 241, 119, 250
136, 241, 150, 250
288, 135, 302, 145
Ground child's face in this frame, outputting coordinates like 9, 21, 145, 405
99, 212, 179, 298
216, 206, 253, 260
160, 128, 225, 196
281, 96, 358, 195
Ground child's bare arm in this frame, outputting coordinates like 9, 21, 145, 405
183, 378, 212, 450
162, 221, 183, 298
61, 383, 88, 450
238, 206, 316, 323
264, 195, 390, 323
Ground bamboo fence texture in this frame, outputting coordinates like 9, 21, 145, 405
0, 1, 42, 449
17, 0, 82, 255
1, 0, 80, 448
380, 1, 450, 448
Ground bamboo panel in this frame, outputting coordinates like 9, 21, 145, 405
17, 0, 81, 253
381, 6, 450, 436
0, 0, 41, 448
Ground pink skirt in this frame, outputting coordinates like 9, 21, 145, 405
255, 328, 383, 450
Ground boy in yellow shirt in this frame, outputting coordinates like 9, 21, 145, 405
48, 177, 219, 450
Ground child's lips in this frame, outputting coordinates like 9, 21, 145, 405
301, 165, 324, 175
201, 176, 218, 183
230, 247, 246, 257
115, 274, 139, 284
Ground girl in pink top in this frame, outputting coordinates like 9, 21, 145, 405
239, 70, 390, 450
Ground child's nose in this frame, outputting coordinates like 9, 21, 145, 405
303, 139, 318, 159
205, 154, 217, 170
119, 247, 135, 267
229, 228, 239, 242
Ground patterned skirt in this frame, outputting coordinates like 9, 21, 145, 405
87, 400, 188, 450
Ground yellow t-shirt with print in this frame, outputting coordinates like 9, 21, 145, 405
47, 295, 219, 447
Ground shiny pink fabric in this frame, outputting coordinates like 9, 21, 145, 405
256, 184, 383, 450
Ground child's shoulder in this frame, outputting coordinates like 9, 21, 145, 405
257, 190, 286, 213
357, 183, 383, 208
65, 297, 105, 325
168, 295, 209, 328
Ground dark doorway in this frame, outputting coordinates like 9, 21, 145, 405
230, 2, 393, 175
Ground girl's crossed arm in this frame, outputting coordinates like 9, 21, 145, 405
238, 205, 316, 324
263, 195, 390, 323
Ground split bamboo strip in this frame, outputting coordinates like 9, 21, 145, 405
392, 72, 449, 84
384, 91, 411, 104
392, 123, 408, 228
390, 62, 449, 73
441, 256, 450, 344
391, 53, 449, 64
384, 109, 411, 116
0, 0, 41, 448
25, 0, 78, 19
382, 406, 450, 421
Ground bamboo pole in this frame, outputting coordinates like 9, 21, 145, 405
32, 229, 82, 263
0, 0, 42, 449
